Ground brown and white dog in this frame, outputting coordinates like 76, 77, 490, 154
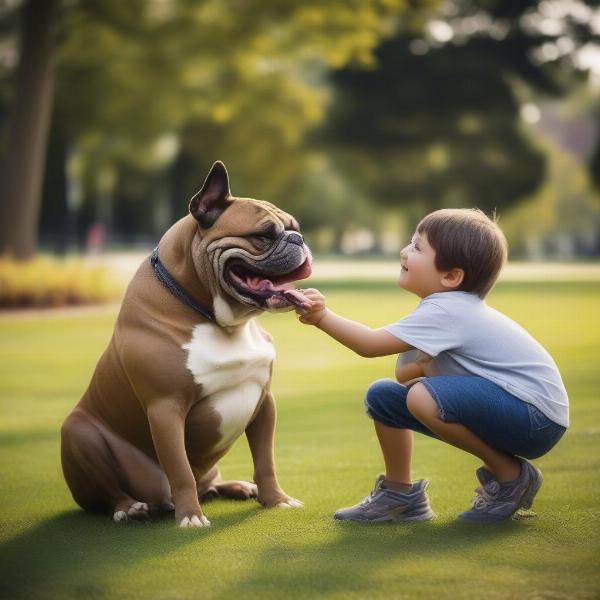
61, 161, 312, 527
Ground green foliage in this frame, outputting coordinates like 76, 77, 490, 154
3, 0, 599, 253
322, 35, 547, 216
53, 0, 414, 178
36, 0, 427, 241
1, 281, 599, 598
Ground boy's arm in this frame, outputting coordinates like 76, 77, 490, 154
396, 361, 425, 384
315, 309, 413, 357
298, 288, 413, 357
395, 352, 432, 383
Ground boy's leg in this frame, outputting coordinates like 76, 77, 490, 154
405, 380, 544, 522
374, 421, 413, 485
333, 379, 435, 522
406, 383, 520, 483
364, 378, 439, 486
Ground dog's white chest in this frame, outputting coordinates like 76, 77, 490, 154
182, 320, 275, 450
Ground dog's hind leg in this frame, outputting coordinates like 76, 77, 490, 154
196, 465, 258, 501
61, 408, 172, 521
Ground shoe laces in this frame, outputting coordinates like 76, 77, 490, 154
360, 496, 372, 508
471, 480, 500, 510
360, 480, 396, 508
360, 489, 380, 507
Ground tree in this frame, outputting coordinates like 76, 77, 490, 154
1, 0, 420, 256
322, 34, 546, 219
320, 0, 600, 222
0, 0, 59, 259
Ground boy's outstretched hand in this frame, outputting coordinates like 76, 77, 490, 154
293, 287, 413, 357
296, 288, 327, 325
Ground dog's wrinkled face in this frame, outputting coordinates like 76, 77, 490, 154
189, 162, 312, 322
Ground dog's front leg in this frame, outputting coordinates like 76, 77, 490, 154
147, 399, 210, 527
245, 390, 303, 509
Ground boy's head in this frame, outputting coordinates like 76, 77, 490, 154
399, 208, 507, 299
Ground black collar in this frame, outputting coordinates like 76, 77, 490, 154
150, 247, 216, 322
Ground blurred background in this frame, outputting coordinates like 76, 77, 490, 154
0, 0, 599, 305
2, 4, 600, 594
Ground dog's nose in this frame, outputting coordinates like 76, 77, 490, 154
286, 232, 304, 246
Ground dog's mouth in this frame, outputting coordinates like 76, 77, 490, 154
225, 256, 313, 310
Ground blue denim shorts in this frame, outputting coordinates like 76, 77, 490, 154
364, 376, 566, 459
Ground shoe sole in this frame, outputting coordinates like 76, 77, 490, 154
334, 509, 436, 523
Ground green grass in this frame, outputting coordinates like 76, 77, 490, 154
1, 280, 599, 599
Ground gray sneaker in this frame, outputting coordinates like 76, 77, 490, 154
459, 458, 543, 522
334, 475, 435, 523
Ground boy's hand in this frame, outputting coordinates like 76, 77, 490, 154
296, 288, 327, 325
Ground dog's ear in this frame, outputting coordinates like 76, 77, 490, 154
189, 161, 233, 228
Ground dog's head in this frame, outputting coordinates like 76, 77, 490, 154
189, 161, 312, 326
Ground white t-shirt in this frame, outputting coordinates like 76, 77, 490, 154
384, 291, 569, 427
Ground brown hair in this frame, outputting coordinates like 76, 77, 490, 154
416, 208, 508, 298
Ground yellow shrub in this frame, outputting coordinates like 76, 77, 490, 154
0, 255, 124, 308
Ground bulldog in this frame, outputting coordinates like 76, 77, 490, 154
61, 161, 313, 527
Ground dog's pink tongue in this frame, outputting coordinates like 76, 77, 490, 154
250, 276, 311, 310
282, 288, 311, 309
264, 287, 311, 310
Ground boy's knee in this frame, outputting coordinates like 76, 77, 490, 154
365, 378, 394, 407
364, 378, 401, 420
365, 379, 434, 430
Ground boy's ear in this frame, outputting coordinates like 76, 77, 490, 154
189, 161, 233, 228
441, 268, 464, 290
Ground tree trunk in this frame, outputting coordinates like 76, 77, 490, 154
0, 0, 60, 260
39, 122, 68, 254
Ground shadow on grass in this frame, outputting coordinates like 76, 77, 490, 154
213, 518, 526, 599
0, 505, 256, 600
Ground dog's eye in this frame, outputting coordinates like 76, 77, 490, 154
249, 235, 272, 245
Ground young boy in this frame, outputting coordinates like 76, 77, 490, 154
297, 208, 568, 522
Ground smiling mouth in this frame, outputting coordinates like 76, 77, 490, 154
226, 257, 313, 309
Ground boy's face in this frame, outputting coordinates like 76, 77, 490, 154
398, 231, 461, 298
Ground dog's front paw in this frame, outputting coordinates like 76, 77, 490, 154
174, 493, 210, 527
259, 489, 304, 509
275, 497, 304, 509
179, 514, 211, 528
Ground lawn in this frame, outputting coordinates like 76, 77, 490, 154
0, 280, 599, 599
